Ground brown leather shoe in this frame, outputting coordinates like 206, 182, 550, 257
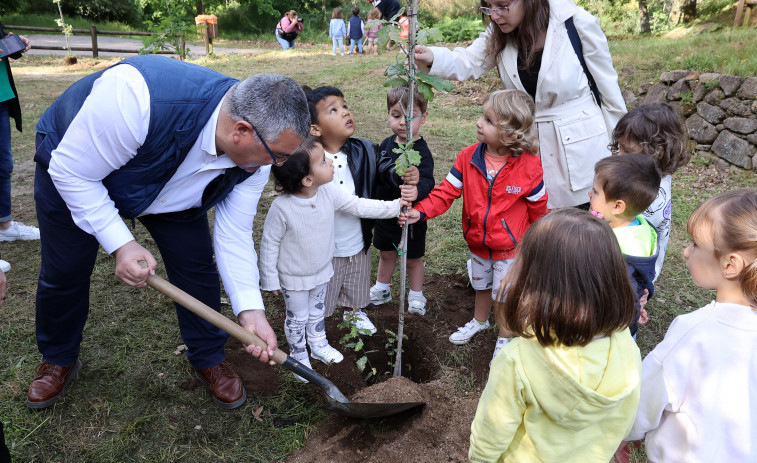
27, 360, 82, 409
194, 361, 246, 409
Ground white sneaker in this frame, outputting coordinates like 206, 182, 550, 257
0, 259, 10, 273
449, 318, 490, 345
490, 337, 509, 366
408, 293, 427, 316
343, 309, 377, 335
291, 354, 312, 383
310, 343, 344, 364
0, 221, 40, 241
369, 284, 392, 305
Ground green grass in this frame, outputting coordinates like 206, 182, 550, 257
0, 26, 755, 462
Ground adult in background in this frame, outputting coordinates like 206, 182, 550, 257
365, 0, 401, 50
414, 0, 626, 209
275, 10, 304, 50
0, 23, 39, 265
27, 55, 309, 410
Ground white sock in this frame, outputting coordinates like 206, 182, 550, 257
374, 281, 391, 291
409, 289, 424, 298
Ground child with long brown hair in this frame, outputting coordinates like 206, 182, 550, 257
625, 188, 757, 461
469, 208, 641, 462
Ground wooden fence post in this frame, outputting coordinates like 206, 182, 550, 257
90, 25, 98, 58
180, 34, 186, 60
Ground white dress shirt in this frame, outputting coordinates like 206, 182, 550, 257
47, 63, 268, 315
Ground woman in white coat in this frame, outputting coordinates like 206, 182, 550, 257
415, 0, 626, 209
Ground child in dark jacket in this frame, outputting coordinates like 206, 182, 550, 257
588, 154, 662, 336
404, 89, 548, 363
347, 6, 364, 55
371, 84, 434, 316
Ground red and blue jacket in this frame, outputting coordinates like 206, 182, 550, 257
414, 142, 548, 261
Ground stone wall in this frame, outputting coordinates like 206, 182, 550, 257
627, 70, 757, 171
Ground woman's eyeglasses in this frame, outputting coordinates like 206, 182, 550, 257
479, 0, 520, 16
241, 116, 291, 166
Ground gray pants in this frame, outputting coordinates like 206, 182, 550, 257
282, 283, 328, 358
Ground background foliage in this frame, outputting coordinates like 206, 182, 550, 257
0, 0, 746, 41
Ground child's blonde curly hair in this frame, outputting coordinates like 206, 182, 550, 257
484, 89, 539, 155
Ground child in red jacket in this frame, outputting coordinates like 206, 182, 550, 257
404, 89, 548, 363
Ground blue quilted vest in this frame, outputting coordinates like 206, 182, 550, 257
35, 55, 251, 219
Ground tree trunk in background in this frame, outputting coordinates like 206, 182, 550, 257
639, 0, 651, 33
682, 0, 697, 22
669, 0, 684, 25
196, 1, 205, 15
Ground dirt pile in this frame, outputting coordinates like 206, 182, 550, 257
284, 375, 479, 463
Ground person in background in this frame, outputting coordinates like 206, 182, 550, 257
0, 23, 38, 268
329, 8, 347, 56
365, 8, 383, 56
347, 6, 365, 55
414, 0, 626, 209
275, 10, 304, 50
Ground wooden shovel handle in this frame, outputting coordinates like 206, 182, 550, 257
145, 272, 288, 365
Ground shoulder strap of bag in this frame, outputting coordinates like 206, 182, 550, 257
565, 17, 602, 106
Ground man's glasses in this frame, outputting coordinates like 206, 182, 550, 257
241, 116, 291, 166
479, 0, 520, 16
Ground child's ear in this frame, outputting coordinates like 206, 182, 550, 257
310, 124, 321, 137
302, 174, 314, 188
611, 199, 627, 216
722, 252, 747, 279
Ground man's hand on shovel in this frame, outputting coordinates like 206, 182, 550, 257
238, 309, 278, 365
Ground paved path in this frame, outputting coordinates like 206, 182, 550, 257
25, 34, 264, 58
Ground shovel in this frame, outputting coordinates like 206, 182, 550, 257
144, 271, 425, 419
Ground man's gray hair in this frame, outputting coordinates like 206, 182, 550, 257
223, 73, 310, 142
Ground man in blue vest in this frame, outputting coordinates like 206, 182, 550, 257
27, 55, 310, 410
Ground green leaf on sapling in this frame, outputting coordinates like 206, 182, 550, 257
417, 71, 455, 92
383, 76, 407, 88
356, 356, 368, 372
417, 81, 435, 102
405, 147, 421, 167
385, 62, 406, 77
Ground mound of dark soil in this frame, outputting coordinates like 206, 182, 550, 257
220, 272, 498, 460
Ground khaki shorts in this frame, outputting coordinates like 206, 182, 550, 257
324, 250, 372, 317
467, 253, 514, 299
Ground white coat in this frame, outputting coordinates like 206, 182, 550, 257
427, 0, 626, 208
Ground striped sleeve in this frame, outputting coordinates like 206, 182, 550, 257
526, 180, 546, 202
446, 166, 463, 190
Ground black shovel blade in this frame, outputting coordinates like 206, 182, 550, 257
284, 357, 425, 419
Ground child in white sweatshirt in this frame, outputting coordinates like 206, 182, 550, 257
259, 136, 414, 382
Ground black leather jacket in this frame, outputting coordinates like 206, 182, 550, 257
340, 137, 380, 252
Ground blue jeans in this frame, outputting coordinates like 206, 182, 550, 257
0, 102, 12, 222
275, 33, 296, 50
332, 37, 344, 55
350, 38, 363, 54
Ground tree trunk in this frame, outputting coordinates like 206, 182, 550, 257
639, 0, 651, 33
669, 0, 684, 25
682, 0, 697, 22
196, 0, 205, 15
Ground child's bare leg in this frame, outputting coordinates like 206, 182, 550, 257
376, 250, 398, 284
407, 257, 424, 292
474, 289, 492, 323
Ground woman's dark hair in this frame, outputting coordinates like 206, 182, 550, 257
612, 103, 691, 177
481, 0, 550, 70
495, 208, 636, 347
270, 136, 320, 195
